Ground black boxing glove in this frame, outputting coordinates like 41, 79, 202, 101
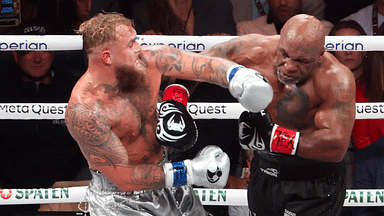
238, 110, 300, 155
156, 84, 198, 152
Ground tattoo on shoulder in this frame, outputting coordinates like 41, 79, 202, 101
66, 102, 128, 168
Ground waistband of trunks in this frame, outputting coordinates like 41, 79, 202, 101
258, 157, 345, 180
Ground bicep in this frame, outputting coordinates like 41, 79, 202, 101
315, 81, 355, 135
65, 103, 128, 169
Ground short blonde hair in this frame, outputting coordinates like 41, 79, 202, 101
77, 12, 134, 54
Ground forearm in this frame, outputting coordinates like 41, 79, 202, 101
297, 129, 350, 162
100, 165, 166, 192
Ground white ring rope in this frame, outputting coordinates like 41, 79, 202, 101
0, 35, 383, 51
0, 102, 382, 120
1, 35, 384, 208
0, 187, 382, 207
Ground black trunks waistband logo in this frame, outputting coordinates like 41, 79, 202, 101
260, 167, 278, 177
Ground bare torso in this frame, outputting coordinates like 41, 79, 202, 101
67, 65, 164, 172
215, 34, 355, 163
229, 35, 339, 133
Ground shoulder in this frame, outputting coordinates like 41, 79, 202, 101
315, 52, 355, 97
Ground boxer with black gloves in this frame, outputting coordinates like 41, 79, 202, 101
203, 14, 355, 216
156, 84, 197, 152
239, 110, 300, 155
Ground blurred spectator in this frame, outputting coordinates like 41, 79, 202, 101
330, 21, 384, 151
0, 19, 88, 216
133, 0, 236, 36
341, 0, 384, 35
230, 0, 325, 23
230, 0, 269, 23
325, 0, 374, 24
351, 136, 384, 215
89, 0, 118, 17
57, 0, 92, 34
0, 0, 57, 34
236, 0, 333, 36
329, 20, 384, 215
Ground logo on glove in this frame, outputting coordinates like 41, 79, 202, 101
157, 102, 187, 142
206, 161, 223, 183
239, 121, 265, 150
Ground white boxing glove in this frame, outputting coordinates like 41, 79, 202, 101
163, 145, 230, 189
227, 65, 273, 113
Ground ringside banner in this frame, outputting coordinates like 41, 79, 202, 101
0, 35, 383, 51
0, 103, 382, 120
0, 35, 83, 51
136, 35, 384, 52
1, 187, 383, 207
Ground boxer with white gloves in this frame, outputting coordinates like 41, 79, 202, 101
227, 65, 273, 113
163, 145, 230, 188
156, 84, 198, 152
238, 110, 300, 155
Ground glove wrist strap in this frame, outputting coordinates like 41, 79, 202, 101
163, 161, 190, 188
226, 65, 245, 82
270, 125, 300, 155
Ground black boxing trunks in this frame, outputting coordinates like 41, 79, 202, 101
248, 152, 346, 216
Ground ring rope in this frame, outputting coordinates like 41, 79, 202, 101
0, 35, 384, 51
0, 102, 382, 120
0, 187, 382, 207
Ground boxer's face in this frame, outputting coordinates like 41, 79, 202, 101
276, 36, 321, 85
111, 24, 147, 92
332, 28, 366, 79
12, 51, 54, 79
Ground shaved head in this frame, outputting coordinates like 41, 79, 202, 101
280, 14, 325, 55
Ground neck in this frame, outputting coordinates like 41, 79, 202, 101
352, 65, 364, 80
21, 71, 52, 91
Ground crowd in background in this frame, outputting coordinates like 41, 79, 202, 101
0, 0, 383, 215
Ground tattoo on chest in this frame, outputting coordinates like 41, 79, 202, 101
276, 88, 310, 124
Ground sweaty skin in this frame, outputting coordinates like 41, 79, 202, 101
203, 15, 356, 163
65, 24, 236, 192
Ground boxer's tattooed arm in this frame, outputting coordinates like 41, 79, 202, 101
66, 102, 165, 188
66, 102, 128, 168
150, 46, 229, 86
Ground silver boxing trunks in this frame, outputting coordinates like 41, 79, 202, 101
80, 148, 207, 216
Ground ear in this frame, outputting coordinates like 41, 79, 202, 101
102, 49, 112, 65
